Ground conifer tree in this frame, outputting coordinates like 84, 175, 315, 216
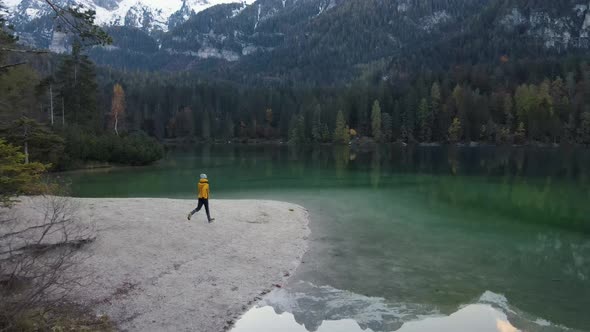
382, 112, 393, 142
417, 98, 431, 142
0, 139, 46, 206
321, 123, 331, 142
202, 110, 211, 140
333, 110, 348, 144
1, 117, 63, 165
311, 104, 322, 143
296, 113, 306, 143
448, 117, 462, 143
578, 111, 590, 146
430, 82, 441, 141
514, 122, 526, 144
55, 42, 99, 130
371, 100, 382, 142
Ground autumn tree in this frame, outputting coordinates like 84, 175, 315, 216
110, 83, 126, 136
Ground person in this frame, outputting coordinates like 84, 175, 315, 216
187, 174, 215, 222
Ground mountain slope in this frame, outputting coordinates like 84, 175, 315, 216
7, 0, 590, 85
4, 0, 254, 50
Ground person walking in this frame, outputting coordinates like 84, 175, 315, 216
188, 174, 215, 222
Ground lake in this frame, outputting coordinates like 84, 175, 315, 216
61, 145, 590, 332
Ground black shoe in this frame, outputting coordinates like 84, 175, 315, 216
187, 212, 192, 221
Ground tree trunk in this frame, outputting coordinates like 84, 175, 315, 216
24, 141, 29, 164
114, 114, 119, 136
23, 125, 29, 164
62, 98, 65, 126
49, 84, 54, 126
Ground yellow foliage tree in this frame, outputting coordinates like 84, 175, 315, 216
110, 83, 126, 136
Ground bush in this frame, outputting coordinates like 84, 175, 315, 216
61, 128, 164, 168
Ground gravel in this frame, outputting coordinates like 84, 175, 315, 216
13, 197, 311, 332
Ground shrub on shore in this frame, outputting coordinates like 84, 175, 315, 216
60, 127, 164, 169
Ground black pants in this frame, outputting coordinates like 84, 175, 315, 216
191, 198, 211, 220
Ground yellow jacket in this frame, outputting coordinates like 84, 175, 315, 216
198, 179, 210, 199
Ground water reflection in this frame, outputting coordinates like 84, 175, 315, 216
232, 307, 371, 332
178, 144, 590, 232
232, 305, 520, 332
63, 145, 590, 329
231, 285, 576, 332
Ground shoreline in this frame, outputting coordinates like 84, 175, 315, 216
13, 197, 311, 332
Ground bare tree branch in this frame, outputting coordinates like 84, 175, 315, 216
42, 0, 112, 46
0, 196, 96, 326
0, 47, 49, 54
43, 0, 81, 35
0, 62, 26, 70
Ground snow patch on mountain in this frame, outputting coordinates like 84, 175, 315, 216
420, 10, 451, 32
4, 0, 256, 32
500, 8, 526, 27
397, 0, 409, 13
499, 5, 590, 49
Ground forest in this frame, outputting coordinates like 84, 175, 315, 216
95, 56, 590, 147
0, 17, 164, 170
3, 0, 590, 175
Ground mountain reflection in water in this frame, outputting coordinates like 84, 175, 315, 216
231, 283, 577, 332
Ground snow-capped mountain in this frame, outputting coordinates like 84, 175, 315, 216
4, 0, 255, 33
5, 0, 590, 84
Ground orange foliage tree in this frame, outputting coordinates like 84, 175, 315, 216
110, 83, 126, 135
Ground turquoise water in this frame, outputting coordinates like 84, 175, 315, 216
61, 145, 590, 331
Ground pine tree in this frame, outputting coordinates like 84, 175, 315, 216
430, 82, 442, 141
452, 85, 466, 141
264, 108, 273, 138
514, 84, 536, 132
1, 117, 64, 166
55, 42, 99, 130
225, 113, 235, 139
448, 117, 462, 143
382, 112, 393, 142
515, 122, 526, 144
578, 111, 590, 146
202, 110, 211, 140
503, 94, 514, 130
321, 123, 331, 142
288, 115, 298, 144
0, 66, 39, 121
0, 139, 46, 206
417, 98, 431, 142
311, 104, 322, 143
296, 113, 306, 144
371, 100, 382, 142
333, 110, 348, 144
